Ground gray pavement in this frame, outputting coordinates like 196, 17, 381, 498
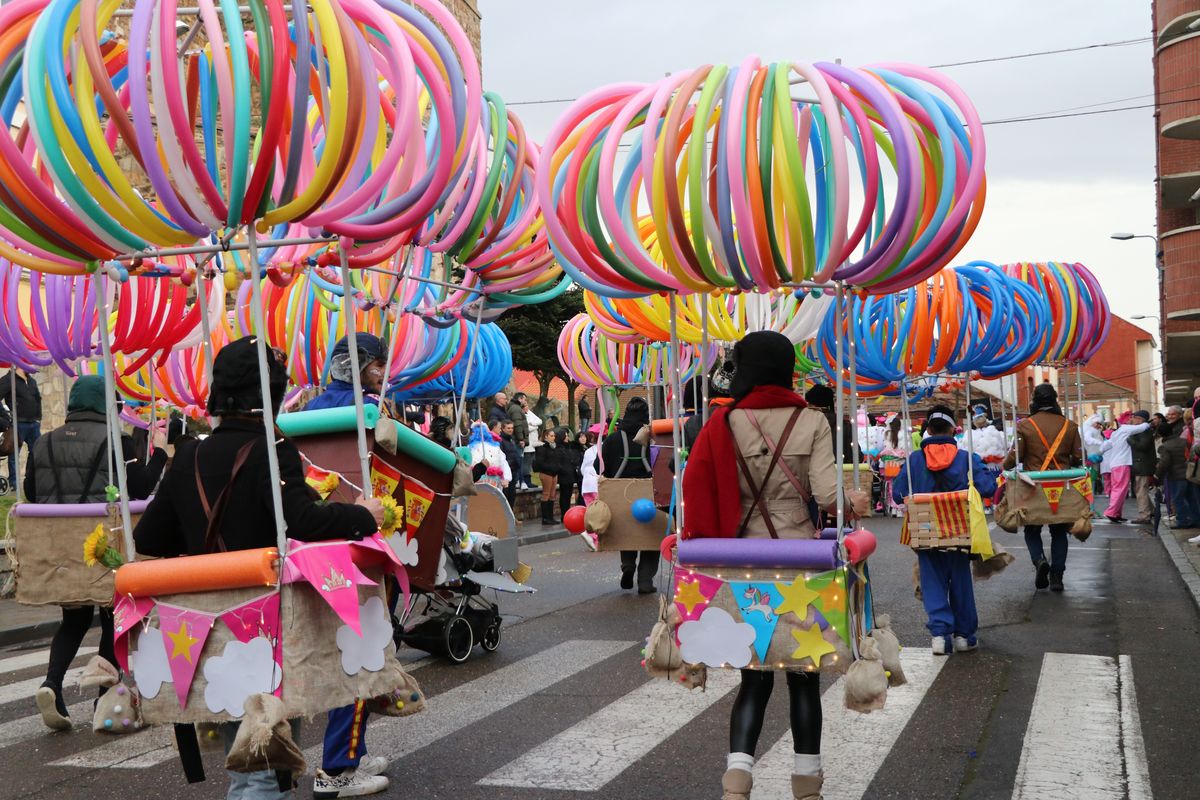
0, 515, 1196, 799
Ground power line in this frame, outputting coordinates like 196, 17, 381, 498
506, 36, 1153, 109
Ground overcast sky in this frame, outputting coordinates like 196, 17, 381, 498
479, 0, 1159, 336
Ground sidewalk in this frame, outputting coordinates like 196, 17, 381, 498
1160, 524, 1200, 611
0, 522, 572, 648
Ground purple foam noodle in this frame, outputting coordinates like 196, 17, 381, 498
127, 0, 208, 237
13, 499, 152, 517
818, 62, 921, 285
677, 538, 839, 570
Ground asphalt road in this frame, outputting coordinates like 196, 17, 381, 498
0, 516, 1196, 800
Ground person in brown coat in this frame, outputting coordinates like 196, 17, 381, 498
683, 331, 867, 800
1002, 384, 1082, 591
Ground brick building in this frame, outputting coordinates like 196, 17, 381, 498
1154, 1, 1200, 403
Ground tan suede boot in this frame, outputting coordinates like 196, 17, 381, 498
721, 767, 753, 800
791, 771, 824, 800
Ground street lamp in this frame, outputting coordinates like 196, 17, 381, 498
1131, 314, 1160, 320
1110, 232, 1157, 243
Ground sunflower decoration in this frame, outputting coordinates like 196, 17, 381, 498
83, 524, 125, 569
378, 494, 401, 536
312, 472, 340, 499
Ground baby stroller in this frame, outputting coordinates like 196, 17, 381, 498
394, 512, 533, 663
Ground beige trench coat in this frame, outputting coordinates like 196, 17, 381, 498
727, 406, 841, 539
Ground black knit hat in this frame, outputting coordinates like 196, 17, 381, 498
729, 331, 796, 400
209, 336, 288, 416
804, 383, 835, 409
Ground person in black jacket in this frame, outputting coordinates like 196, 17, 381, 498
133, 337, 383, 800
1128, 410, 1159, 524
598, 397, 660, 592
578, 395, 592, 433
532, 427, 564, 525
804, 383, 859, 464
1, 367, 42, 492
498, 420, 523, 507
31, 376, 167, 731
557, 428, 584, 517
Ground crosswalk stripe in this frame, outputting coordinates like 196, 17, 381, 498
751, 648, 946, 800
330, 639, 633, 764
1118, 656, 1152, 800
1012, 652, 1149, 800
0, 667, 84, 707
0, 700, 93, 750
0, 647, 96, 675
479, 666, 741, 790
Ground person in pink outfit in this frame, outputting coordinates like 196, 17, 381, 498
1100, 411, 1151, 523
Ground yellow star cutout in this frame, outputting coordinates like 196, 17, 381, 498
774, 579, 819, 619
167, 622, 200, 663
790, 624, 836, 667
674, 579, 708, 615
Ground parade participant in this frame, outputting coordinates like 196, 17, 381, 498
895, 405, 996, 652
963, 406, 1008, 469
1, 367, 41, 493
303, 334, 398, 799
1002, 384, 1083, 591
879, 416, 908, 518
558, 427, 585, 517
532, 426, 564, 525
30, 376, 167, 731
1098, 409, 1151, 523
429, 416, 454, 450
598, 396, 660, 592
1082, 414, 1107, 500
803, 383, 857, 463
683, 331, 867, 800
133, 336, 383, 800
469, 420, 511, 491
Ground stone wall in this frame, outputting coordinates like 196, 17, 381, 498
443, 0, 483, 67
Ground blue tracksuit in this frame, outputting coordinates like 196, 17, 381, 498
305, 385, 379, 771
893, 437, 996, 645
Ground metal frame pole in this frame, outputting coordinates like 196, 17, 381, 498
668, 295, 685, 536
338, 244, 374, 493
92, 271, 135, 554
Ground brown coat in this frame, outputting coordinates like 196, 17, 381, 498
727, 406, 840, 539
1002, 412, 1083, 471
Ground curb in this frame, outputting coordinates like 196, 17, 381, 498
0, 528, 578, 647
1158, 530, 1200, 613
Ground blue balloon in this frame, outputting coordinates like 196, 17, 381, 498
631, 498, 656, 523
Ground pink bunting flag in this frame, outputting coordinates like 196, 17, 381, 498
672, 571, 725, 624
111, 596, 156, 672
219, 593, 282, 645
286, 543, 377, 634
156, 605, 216, 708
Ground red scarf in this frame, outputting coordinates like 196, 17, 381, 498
682, 385, 807, 539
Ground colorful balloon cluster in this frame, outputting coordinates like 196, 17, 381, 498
537, 59, 985, 298
814, 260, 1108, 396
1001, 262, 1110, 366
557, 314, 717, 389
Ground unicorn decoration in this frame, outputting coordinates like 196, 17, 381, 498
742, 587, 776, 622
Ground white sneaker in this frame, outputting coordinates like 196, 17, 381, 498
953, 635, 978, 653
579, 531, 599, 552
1188, 533, 1200, 544
931, 636, 948, 656
313, 769, 389, 799
356, 756, 388, 777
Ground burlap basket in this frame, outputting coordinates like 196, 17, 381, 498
994, 470, 1093, 533
134, 569, 407, 725
11, 502, 147, 607
595, 478, 670, 552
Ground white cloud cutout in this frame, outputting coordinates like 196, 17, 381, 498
335, 596, 393, 675
386, 532, 419, 567
130, 627, 172, 699
201, 637, 282, 717
678, 607, 756, 669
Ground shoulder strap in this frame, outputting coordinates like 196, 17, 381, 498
195, 440, 258, 554
1028, 418, 1069, 470
42, 430, 65, 504
731, 407, 803, 538
613, 432, 630, 478
78, 439, 109, 504
743, 409, 812, 504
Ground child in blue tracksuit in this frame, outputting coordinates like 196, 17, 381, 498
893, 406, 997, 656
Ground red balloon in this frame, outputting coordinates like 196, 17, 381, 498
563, 505, 587, 534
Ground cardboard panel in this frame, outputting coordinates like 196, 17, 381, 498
14, 513, 141, 607
290, 431, 451, 590
465, 483, 516, 539
595, 477, 670, 551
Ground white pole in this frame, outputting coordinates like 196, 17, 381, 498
834, 283, 846, 535
668, 295, 684, 535
246, 231, 289, 552
92, 271, 135, 554
10, 373, 20, 502
338, 244, 374, 494
700, 297, 710, 424
195, 264, 216, 392
452, 300, 486, 447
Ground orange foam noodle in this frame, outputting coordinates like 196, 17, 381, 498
909, 491, 968, 504
115, 548, 280, 598
650, 418, 682, 436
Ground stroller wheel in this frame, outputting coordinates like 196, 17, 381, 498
480, 622, 501, 652
443, 614, 474, 663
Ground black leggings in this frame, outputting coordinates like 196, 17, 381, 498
46, 606, 115, 689
729, 670, 821, 755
